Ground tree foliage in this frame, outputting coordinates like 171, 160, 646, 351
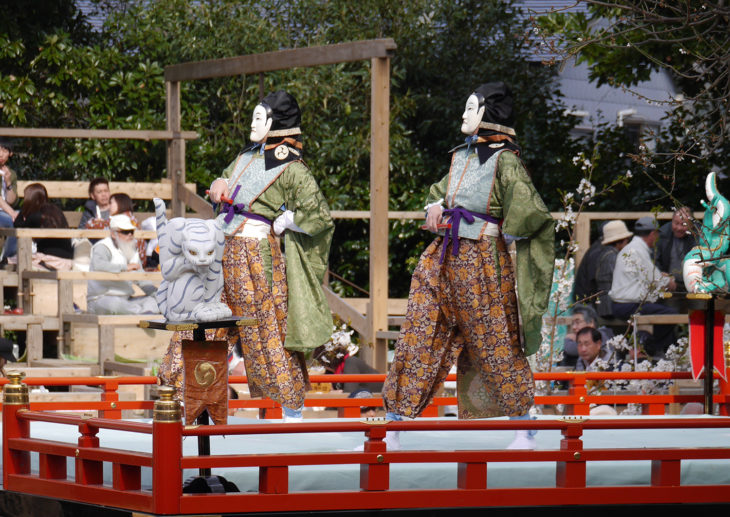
536, 0, 729, 200
0, 0, 649, 296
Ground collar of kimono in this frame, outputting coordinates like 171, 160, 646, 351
478, 121, 516, 136
450, 133, 519, 164
263, 137, 303, 170
264, 137, 303, 151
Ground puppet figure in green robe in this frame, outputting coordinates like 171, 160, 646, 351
199, 91, 334, 420
382, 82, 555, 450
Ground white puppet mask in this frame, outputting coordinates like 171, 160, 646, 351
461, 94, 486, 135
250, 104, 273, 143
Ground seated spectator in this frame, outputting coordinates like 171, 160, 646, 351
75, 192, 150, 269
313, 342, 383, 394
4, 183, 72, 270
0, 138, 19, 257
656, 206, 697, 292
37, 203, 74, 258
609, 216, 677, 358
562, 304, 614, 367
573, 221, 608, 303
12, 182, 47, 229
33, 203, 74, 270
575, 327, 618, 371
593, 220, 633, 318
79, 177, 111, 229
86, 214, 158, 315
110, 193, 148, 268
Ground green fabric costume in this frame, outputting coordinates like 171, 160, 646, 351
218, 151, 334, 353
427, 149, 554, 355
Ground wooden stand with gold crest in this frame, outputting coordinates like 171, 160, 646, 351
140, 317, 256, 490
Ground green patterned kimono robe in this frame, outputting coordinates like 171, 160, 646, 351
427, 149, 555, 355
218, 152, 334, 353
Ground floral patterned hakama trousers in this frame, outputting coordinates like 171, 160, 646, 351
383, 236, 535, 419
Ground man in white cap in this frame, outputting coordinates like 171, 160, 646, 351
87, 214, 158, 315
593, 220, 633, 317
609, 216, 677, 357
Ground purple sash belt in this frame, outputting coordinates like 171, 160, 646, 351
440, 207, 501, 263
221, 185, 273, 226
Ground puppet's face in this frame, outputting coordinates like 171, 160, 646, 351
250, 105, 272, 143
461, 94, 485, 135
182, 239, 216, 268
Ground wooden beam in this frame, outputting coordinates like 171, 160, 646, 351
366, 56, 391, 373
566, 211, 701, 221
16, 181, 196, 200
0, 128, 197, 140
23, 271, 161, 282
322, 287, 368, 337
164, 39, 397, 82
0, 228, 157, 239
166, 80, 186, 217
179, 187, 215, 218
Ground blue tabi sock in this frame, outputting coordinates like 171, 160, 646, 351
509, 413, 537, 437
282, 406, 303, 419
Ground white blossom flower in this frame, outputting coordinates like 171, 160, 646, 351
576, 178, 596, 202
606, 334, 631, 352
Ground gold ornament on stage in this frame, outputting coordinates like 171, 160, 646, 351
194, 361, 217, 387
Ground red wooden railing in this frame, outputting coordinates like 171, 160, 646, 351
1, 371, 728, 418
4, 391, 730, 514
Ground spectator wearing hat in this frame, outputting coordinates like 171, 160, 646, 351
0, 337, 17, 376
609, 216, 677, 357
86, 214, 158, 315
593, 220, 633, 318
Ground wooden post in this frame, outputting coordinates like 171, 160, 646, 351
359, 426, 389, 491
567, 374, 590, 416
17, 236, 32, 310
98, 323, 115, 375
366, 56, 390, 373
56, 277, 74, 354
26, 320, 42, 363
76, 420, 103, 484
99, 377, 122, 419
166, 80, 186, 218
556, 423, 585, 488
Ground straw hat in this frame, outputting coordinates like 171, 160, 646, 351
601, 220, 633, 245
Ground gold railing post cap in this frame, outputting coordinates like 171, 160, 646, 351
6, 370, 25, 384
157, 386, 176, 401
153, 385, 182, 423
3, 370, 29, 405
